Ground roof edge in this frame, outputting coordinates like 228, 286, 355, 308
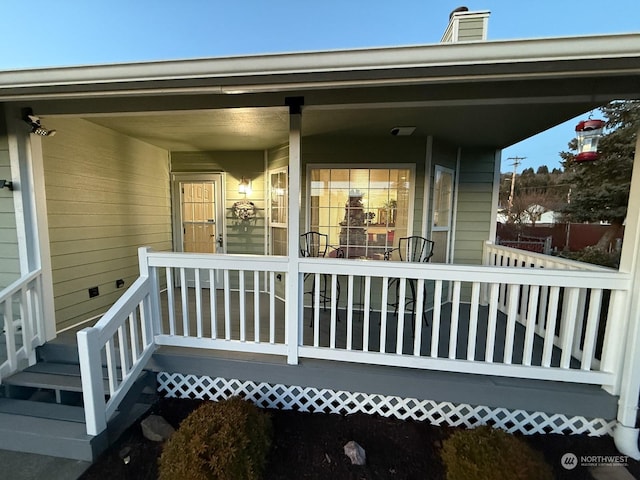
0, 33, 639, 97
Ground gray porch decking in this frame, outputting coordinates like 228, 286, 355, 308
51, 287, 618, 422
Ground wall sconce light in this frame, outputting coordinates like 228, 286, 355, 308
0, 180, 13, 191
238, 177, 252, 195
22, 108, 56, 137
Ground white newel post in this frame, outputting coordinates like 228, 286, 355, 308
613, 129, 640, 459
77, 327, 107, 436
139, 247, 161, 335
286, 100, 302, 365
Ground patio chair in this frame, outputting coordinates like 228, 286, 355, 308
300, 232, 344, 325
384, 236, 435, 330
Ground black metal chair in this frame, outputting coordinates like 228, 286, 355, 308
384, 236, 435, 329
300, 232, 344, 325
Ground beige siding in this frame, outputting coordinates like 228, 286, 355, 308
171, 151, 266, 255
454, 148, 497, 264
0, 107, 20, 288
43, 117, 172, 331
268, 144, 289, 170
458, 17, 486, 41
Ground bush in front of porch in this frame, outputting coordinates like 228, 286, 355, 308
441, 425, 553, 480
158, 397, 272, 480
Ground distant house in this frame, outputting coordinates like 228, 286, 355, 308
1, 9, 640, 461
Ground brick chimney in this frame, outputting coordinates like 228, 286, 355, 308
441, 7, 490, 43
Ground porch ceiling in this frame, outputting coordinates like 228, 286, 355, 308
84, 100, 601, 152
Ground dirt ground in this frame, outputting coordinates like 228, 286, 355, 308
80, 398, 639, 480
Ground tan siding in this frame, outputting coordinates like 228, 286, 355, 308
268, 144, 289, 170
458, 18, 485, 41
454, 148, 497, 265
43, 117, 172, 331
171, 150, 266, 255
0, 109, 20, 288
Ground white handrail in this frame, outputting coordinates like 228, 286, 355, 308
78, 250, 157, 436
0, 269, 44, 382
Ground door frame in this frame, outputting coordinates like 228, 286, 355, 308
171, 172, 226, 255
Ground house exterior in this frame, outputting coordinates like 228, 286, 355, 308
2, 10, 640, 460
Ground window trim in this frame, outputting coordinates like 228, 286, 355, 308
305, 164, 416, 254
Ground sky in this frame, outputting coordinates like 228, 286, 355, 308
1, 0, 638, 173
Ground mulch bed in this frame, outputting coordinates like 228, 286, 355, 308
80, 398, 640, 480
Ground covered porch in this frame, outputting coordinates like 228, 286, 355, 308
1, 29, 640, 458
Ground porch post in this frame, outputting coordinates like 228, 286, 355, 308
613, 128, 640, 459
285, 98, 303, 365
5, 106, 56, 342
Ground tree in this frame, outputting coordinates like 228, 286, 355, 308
561, 100, 640, 249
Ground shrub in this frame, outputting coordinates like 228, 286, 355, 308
158, 397, 272, 480
441, 426, 553, 480
564, 245, 620, 268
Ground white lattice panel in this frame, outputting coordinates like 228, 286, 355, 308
157, 372, 615, 436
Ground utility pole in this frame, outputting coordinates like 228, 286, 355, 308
507, 156, 525, 218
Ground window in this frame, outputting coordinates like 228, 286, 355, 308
269, 168, 288, 255
431, 166, 455, 263
308, 167, 412, 259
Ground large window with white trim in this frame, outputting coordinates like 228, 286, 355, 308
308, 167, 413, 259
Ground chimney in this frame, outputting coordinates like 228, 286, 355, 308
441, 7, 490, 43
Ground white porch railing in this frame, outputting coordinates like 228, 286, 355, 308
0, 269, 45, 382
77, 250, 158, 436
483, 242, 620, 373
77, 246, 632, 436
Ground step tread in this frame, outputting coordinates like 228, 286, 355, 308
26, 361, 122, 380
0, 397, 86, 423
0, 411, 90, 439
2, 370, 112, 392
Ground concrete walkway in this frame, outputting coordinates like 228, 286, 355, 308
0, 449, 91, 480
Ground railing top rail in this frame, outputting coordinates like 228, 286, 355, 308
145, 251, 289, 270
83, 276, 151, 343
298, 257, 631, 290
0, 269, 42, 303
484, 241, 615, 272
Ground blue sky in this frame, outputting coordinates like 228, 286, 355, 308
1, 1, 638, 172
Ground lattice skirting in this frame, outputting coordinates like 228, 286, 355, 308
157, 372, 615, 436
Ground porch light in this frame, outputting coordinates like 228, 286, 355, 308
238, 177, 252, 195
575, 119, 605, 163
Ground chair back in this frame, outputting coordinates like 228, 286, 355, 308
300, 231, 329, 258
398, 236, 435, 263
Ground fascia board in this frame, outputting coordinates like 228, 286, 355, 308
0, 33, 639, 98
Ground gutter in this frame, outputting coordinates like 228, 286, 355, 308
0, 33, 639, 100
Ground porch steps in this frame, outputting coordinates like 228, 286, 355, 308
0, 339, 157, 461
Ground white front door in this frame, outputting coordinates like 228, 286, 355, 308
173, 174, 225, 287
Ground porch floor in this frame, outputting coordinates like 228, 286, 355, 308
51, 287, 618, 421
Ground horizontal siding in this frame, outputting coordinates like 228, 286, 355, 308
44, 117, 172, 330
454, 147, 497, 265
458, 18, 485, 41
268, 144, 289, 170
172, 150, 267, 255
0, 110, 19, 289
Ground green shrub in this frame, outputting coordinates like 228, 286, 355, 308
564, 245, 620, 268
158, 397, 272, 480
441, 426, 553, 480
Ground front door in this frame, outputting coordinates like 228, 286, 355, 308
173, 174, 225, 287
